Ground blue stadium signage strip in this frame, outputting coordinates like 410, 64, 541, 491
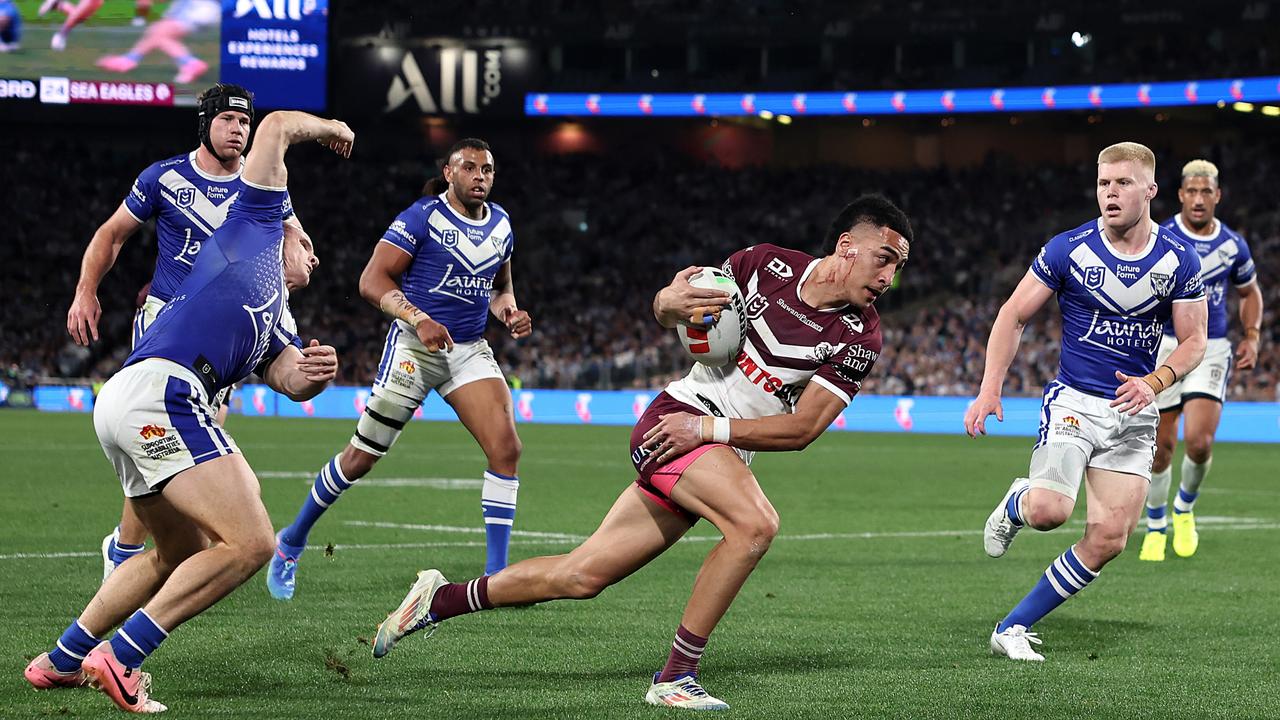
524, 76, 1280, 117
34, 385, 1280, 443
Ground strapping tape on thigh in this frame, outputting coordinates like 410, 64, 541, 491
351, 394, 414, 457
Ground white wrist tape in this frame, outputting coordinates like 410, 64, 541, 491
712, 417, 731, 444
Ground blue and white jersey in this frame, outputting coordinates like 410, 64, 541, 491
1030, 218, 1205, 398
126, 184, 302, 397
0, 0, 22, 44
123, 151, 295, 303
379, 192, 515, 344
1160, 215, 1256, 339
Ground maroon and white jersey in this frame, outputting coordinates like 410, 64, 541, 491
665, 244, 883, 437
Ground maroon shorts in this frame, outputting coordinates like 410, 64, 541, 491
629, 392, 728, 520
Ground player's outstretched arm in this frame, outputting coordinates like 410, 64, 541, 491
1112, 298, 1208, 415
1235, 281, 1264, 369
262, 339, 339, 401
489, 261, 532, 339
67, 205, 143, 345
242, 111, 354, 190
359, 243, 454, 352
964, 272, 1054, 437
653, 266, 731, 328
642, 382, 845, 465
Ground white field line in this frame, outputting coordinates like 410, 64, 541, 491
258, 471, 483, 489
4, 517, 1278, 561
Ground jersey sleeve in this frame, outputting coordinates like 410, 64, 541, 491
255, 308, 304, 375
1028, 237, 1068, 291
812, 333, 881, 406
1172, 247, 1205, 303
379, 202, 426, 257
1231, 235, 1257, 287
122, 165, 160, 222
722, 245, 766, 295
281, 190, 297, 223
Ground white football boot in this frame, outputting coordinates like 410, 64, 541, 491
990, 624, 1045, 662
644, 673, 729, 711
985, 478, 1030, 558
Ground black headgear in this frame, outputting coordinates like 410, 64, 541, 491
197, 83, 254, 162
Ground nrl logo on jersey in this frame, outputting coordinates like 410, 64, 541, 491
175, 187, 196, 209
745, 293, 769, 319
1149, 272, 1174, 298
1084, 266, 1105, 290
440, 228, 460, 248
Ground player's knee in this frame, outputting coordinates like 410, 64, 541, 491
556, 564, 612, 600
239, 528, 277, 572
728, 504, 780, 559
485, 434, 522, 473
1152, 444, 1174, 473
1184, 435, 1213, 464
1022, 496, 1070, 530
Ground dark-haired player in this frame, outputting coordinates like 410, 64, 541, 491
369, 195, 912, 711
24, 110, 352, 713
266, 138, 534, 600
66, 83, 304, 583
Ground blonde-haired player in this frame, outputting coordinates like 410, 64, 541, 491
1138, 159, 1263, 561
966, 142, 1207, 661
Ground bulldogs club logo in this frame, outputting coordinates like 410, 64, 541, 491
1150, 273, 1174, 299
139, 424, 167, 440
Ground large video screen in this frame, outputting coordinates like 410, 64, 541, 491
0, 0, 326, 109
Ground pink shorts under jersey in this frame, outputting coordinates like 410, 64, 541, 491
629, 392, 729, 520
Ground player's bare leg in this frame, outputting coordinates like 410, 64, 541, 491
96, 19, 208, 83
1172, 398, 1221, 557
444, 378, 523, 574
372, 484, 692, 657
1141, 409, 1181, 561
48, 0, 102, 50
101, 500, 150, 582
133, 0, 152, 26
991, 468, 1143, 662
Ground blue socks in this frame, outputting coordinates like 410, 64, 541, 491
48, 620, 101, 673
997, 546, 1098, 632
481, 470, 519, 575
281, 454, 354, 549
109, 527, 146, 566
110, 610, 168, 669
1006, 485, 1028, 527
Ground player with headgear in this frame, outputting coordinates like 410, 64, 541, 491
66, 83, 306, 585
24, 109, 352, 714
366, 195, 911, 711
265, 138, 533, 601
1137, 159, 1264, 562
965, 142, 1207, 661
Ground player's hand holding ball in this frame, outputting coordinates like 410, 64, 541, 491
657, 266, 732, 327
964, 391, 1004, 437
502, 307, 533, 339
299, 339, 339, 383
415, 316, 454, 353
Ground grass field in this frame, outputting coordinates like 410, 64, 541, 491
2, 410, 1278, 718
1, 1, 216, 92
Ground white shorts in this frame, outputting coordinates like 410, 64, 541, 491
1032, 381, 1158, 495
1154, 336, 1232, 411
130, 295, 167, 350
372, 320, 505, 407
164, 0, 221, 31
94, 358, 239, 498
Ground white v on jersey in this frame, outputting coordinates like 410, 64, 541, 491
1160, 215, 1256, 339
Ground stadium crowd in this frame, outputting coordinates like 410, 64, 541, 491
2, 131, 1276, 401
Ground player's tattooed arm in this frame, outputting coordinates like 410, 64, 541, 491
379, 289, 429, 325
653, 266, 732, 328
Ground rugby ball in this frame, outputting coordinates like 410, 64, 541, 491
677, 267, 747, 367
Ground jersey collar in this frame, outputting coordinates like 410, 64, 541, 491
188, 150, 243, 182
1094, 217, 1158, 262
1173, 212, 1222, 242
437, 191, 490, 226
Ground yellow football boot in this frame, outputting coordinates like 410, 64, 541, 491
1171, 513, 1199, 557
1138, 531, 1167, 562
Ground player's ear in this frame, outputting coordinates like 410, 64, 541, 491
1147, 181, 1158, 201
